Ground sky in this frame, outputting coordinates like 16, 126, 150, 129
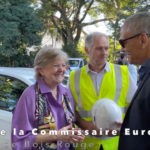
83, 13, 111, 36
84, 22, 109, 35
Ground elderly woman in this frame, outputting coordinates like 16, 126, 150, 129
11, 47, 84, 150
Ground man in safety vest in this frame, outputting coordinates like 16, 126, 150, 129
70, 32, 137, 150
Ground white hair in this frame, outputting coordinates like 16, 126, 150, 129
34, 46, 68, 80
85, 32, 108, 51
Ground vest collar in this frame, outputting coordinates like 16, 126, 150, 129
86, 62, 110, 74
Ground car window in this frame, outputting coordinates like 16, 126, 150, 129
69, 60, 79, 67
79, 61, 83, 68
0, 75, 27, 112
62, 76, 69, 87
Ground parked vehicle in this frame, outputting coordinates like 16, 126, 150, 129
68, 58, 86, 71
0, 67, 69, 150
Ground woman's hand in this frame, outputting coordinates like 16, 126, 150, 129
57, 124, 85, 143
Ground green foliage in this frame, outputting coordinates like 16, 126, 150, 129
62, 42, 82, 58
31, 0, 149, 59
77, 38, 88, 60
35, 0, 110, 57
0, 0, 43, 66
108, 37, 121, 63
98, 0, 149, 62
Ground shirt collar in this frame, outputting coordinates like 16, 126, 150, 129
37, 78, 66, 95
86, 62, 110, 73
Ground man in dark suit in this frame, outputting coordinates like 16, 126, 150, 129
118, 12, 150, 150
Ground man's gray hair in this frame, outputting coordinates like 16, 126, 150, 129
123, 11, 150, 34
85, 32, 108, 51
34, 46, 68, 80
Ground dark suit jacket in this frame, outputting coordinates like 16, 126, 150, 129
118, 64, 150, 150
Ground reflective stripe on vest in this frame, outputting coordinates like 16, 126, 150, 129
73, 64, 128, 118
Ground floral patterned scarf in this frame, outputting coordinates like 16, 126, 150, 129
35, 83, 75, 150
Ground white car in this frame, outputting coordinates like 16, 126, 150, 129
0, 67, 69, 150
68, 58, 86, 71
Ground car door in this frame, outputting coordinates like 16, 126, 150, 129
0, 75, 27, 150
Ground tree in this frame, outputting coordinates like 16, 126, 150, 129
0, 0, 43, 66
34, 0, 111, 57
31, 0, 149, 58
98, 0, 150, 61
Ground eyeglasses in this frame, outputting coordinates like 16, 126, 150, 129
119, 33, 141, 48
119, 33, 150, 48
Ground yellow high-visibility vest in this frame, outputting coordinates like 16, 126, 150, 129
70, 63, 130, 150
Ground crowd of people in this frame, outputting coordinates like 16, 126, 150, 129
11, 11, 150, 150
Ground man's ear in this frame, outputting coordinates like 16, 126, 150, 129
141, 33, 148, 49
